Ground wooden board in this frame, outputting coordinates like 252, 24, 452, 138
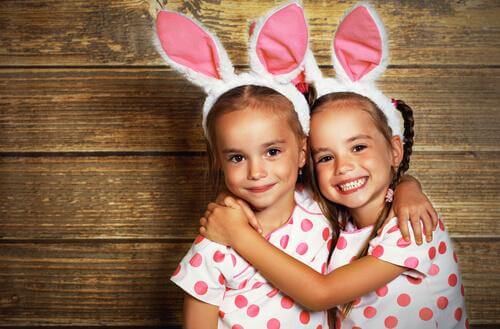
0, 1, 499, 66
0, 239, 497, 326
1, 68, 499, 152
0, 153, 498, 240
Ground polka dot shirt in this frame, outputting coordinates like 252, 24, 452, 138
171, 190, 332, 328
329, 217, 468, 329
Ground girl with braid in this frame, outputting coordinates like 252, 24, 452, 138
200, 4, 467, 328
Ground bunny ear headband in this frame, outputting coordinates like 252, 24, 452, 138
153, 1, 311, 135
305, 3, 403, 138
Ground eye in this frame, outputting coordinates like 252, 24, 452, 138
228, 154, 245, 163
353, 144, 367, 152
317, 155, 334, 164
266, 148, 281, 157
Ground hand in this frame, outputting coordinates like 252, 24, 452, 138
392, 176, 438, 244
214, 193, 262, 233
199, 196, 259, 246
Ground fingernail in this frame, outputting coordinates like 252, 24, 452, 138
405, 237, 410, 242
417, 239, 422, 245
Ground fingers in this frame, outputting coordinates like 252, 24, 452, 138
397, 209, 411, 242
223, 196, 240, 209
420, 211, 433, 243
236, 199, 262, 234
215, 192, 228, 205
199, 218, 207, 237
428, 205, 439, 229
207, 202, 218, 212
409, 213, 423, 245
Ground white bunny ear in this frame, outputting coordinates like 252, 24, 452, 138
249, 1, 309, 84
153, 10, 235, 92
332, 3, 388, 83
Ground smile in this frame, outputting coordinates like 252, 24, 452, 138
337, 177, 367, 194
246, 183, 276, 193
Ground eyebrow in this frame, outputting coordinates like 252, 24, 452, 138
312, 135, 372, 154
221, 139, 286, 154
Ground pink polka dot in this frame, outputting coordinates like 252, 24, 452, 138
461, 284, 465, 296
419, 307, 433, 321
466, 319, 470, 329
397, 237, 411, 248
218, 273, 225, 285
372, 245, 384, 258
299, 310, 310, 324
301, 218, 313, 232
448, 273, 458, 287
219, 310, 225, 318
384, 315, 398, 328
428, 264, 440, 276
438, 219, 445, 231
353, 297, 361, 306
437, 296, 448, 309
189, 253, 202, 267
316, 326, 323, 329
234, 295, 247, 308
238, 279, 248, 289
194, 281, 208, 295
336, 236, 347, 250
428, 246, 436, 260
438, 241, 447, 254
252, 281, 264, 289
404, 256, 419, 268
280, 234, 289, 248
397, 293, 411, 307
247, 304, 260, 317
455, 307, 463, 321
267, 318, 280, 329
296, 242, 308, 255
387, 224, 399, 233
267, 288, 279, 297
213, 250, 225, 263
321, 262, 327, 274
453, 251, 458, 263
172, 264, 181, 276
376, 285, 388, 297
363, 306, 377, 318
327, 238, 333, 251
194, 235, 204, 244
322, 227, 330, 241
407, 276, 422, 285
231, 254, 237, 266
232, 325, 243, 329
281, 296, 294, 309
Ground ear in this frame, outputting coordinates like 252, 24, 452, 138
390, 135, 404, 168
298, 136, 308, 168
249, 2, 309, 83
332, 4, 388, 83
153, 10, 235, 90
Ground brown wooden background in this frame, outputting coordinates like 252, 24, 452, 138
0, 0, 499, 327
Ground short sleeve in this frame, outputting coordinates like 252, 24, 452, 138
170, 235, 233, 306
368, 218, 433, 279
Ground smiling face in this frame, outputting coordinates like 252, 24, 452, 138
310, 98, 402, 224
215, 107, 306, 212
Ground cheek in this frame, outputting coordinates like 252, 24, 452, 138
222, 165, 245, 187
315, 166, 332, 189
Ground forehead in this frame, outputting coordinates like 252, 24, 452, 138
215, 108, 296, 146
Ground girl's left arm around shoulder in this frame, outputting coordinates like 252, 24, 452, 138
392, 174, 438, 244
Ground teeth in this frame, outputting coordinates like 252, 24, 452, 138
338, 178, 366, 191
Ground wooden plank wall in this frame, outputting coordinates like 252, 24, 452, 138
0, 0, 499, 327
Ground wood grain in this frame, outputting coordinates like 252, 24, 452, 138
0, 239, 497, 326
1, 67, 498, 152
0, 1, 499, 66
0, 153, 497, 240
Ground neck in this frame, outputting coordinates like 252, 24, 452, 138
253, 191, 295, 236
349, 189, 388, 229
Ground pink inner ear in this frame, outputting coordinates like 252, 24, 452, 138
334, 6, 382, 82
256, 4, 308, 75
156, 11, 220, 79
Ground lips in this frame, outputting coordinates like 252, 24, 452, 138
246, 183, 276, 193
336, 177, 367, 194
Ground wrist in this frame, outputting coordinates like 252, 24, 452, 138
231, 224, 261, 251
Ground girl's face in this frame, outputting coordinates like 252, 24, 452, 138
215, 108, 306, 212
310, 102, 402, 220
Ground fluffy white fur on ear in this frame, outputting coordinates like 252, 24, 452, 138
332, 2, 389, 84
248, 1, 309, 84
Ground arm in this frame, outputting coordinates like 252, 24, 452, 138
200, 202, 405, 311
393, 174, 438, 244
184, 294, 219, 329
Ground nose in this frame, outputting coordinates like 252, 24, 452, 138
334, 154, 354, 176
247, 158, 267, 180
